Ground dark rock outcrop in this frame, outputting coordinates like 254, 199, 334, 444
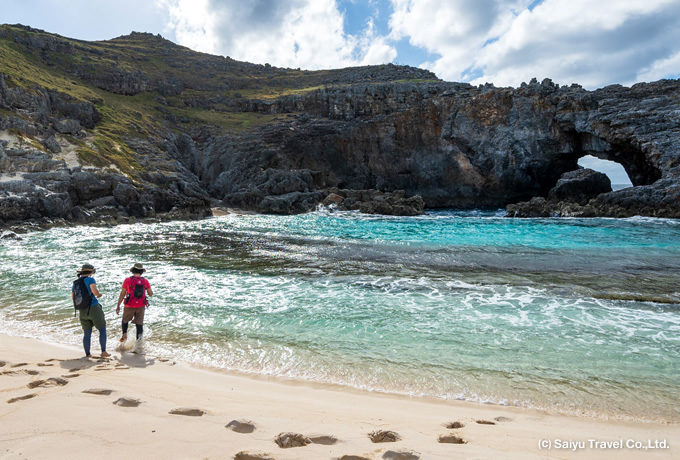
49, 92, 101, 129
166, 78, 679, 217
507, 171, 680, 218
80, 68, 153, 96
549, 168, 612, 204
259, 191, 323, 214
506, 168, 614, 217
322, 189, 425, 216
0, 131, 211, 230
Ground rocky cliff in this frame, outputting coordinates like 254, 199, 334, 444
170, 77, 680, 217
1, 24, 679, 229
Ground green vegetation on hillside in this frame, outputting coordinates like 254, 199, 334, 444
0, 24, 439, 175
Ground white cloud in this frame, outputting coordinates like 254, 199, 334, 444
389, 0, 532, 80
157, 0, 396, 69
389, 0, 680, 89
472, 0, 680, 88
637, 51, 680, 83
156, 0, 221, 54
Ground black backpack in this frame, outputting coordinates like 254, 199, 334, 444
73, 277, 92, 313
124, 276, 147, 305
133, 280, 145, 299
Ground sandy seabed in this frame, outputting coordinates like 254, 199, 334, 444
0, 333, 677, 460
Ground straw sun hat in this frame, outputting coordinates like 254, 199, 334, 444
130, 263, 146, 273
76, 263, 96, 275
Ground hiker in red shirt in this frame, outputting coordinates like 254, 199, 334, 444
116, 263, 153, 343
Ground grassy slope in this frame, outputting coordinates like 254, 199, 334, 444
0, 24, 437, 175
0, 28, 147, 174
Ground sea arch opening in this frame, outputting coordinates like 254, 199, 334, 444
564, 130, 662, 189
577, 155, 633, 190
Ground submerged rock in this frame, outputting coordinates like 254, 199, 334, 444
0, 230, 21, 240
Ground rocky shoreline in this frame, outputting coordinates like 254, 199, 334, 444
1, 25, 679, 230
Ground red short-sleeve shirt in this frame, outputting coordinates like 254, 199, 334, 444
122, 276, 151, 308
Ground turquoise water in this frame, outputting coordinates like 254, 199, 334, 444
1, 209, 679, 422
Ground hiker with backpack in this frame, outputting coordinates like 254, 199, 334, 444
115, 263, 153, 344
72, 263, 110, 358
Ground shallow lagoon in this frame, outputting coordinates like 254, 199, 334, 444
1, 210, 679, 422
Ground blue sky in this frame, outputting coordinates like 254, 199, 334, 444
337, 0, 437, 65
578, 157, 631, 187
3, 0, 677, 184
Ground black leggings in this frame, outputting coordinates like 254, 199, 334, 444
122, 322, 143, 340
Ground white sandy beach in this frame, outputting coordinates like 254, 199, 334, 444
0, 333, 677, 460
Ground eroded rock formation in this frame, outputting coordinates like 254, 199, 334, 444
1, 24, 679, 229
169, 78, 679, 217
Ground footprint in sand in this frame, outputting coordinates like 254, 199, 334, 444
113, 397, 142, 407
274, 432, 311, 448
83, 388, 114, 396
338, 456, 371, 460
369, 430, 401, 443
27, 377, 68, 389
308, 435, 339, 445
62, 373, 80, 379
271, 432, 338, 448
233, 451, 275, 460
494, 416, 512, 422
10, 363, 28, 368
7, 393, 38, 404
445, 421, 465, 429
476, 420, 496, 425
95, 364, 115, 371
382, 450, 421, 460
37, 363, 54, 367
2, 369, 40, 376
169, 407, 206, 416
438, 434, 467, 444
226, 419, 257, 434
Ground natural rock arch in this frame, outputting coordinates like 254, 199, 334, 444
560, 130, 661, 187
